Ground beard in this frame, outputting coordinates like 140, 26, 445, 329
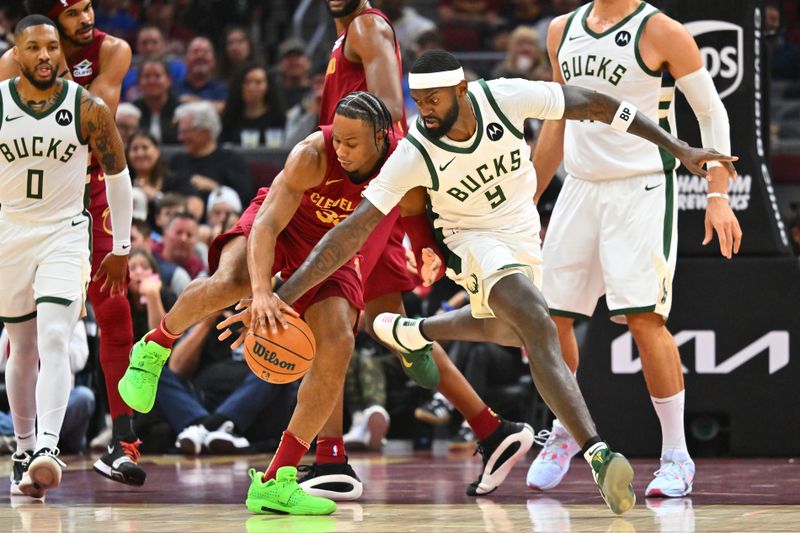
325, 0, 362, 17
21, 64, 58, 90
421, 100, 460, 139
62, 24, 94, 46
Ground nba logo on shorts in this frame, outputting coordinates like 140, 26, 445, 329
683, 20, 743, 99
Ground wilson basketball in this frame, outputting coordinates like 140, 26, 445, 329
243, 315, 316, 384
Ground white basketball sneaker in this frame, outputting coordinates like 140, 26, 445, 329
526, 419, 581, 490
645, 448, 695, 497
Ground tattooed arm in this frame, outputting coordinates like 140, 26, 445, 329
561, 85, 737, 177
276, 200, 387, 306
80, 89, 127, 174
80, 88, 132, 295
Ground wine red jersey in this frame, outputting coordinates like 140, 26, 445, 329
319, 8, 407, 135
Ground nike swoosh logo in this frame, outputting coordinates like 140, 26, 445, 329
71, 219, 86, 226
121, 244, 131, 250
401, 354, 414, 368
645, 184, 663, 191
568, 34, 585, 41
439, 157, 456, 171
325, 179, 343, 186
5, 115, 23, 121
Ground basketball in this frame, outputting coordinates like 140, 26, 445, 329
243, 315, 316, 384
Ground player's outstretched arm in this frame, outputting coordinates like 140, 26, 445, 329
561, 85, 737, 179
276, 200, 387, 306
247, 134, 328, 334
87, 36, 132, 115
81, 89, 132, 295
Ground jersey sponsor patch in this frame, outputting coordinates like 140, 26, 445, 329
72, 59, 93, 78
615, 30, 631, 46
56, 109, 73, 126
486, 123, 504, 142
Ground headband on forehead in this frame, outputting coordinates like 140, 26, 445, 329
47, 0, 82, 20
408, 67, 465, 90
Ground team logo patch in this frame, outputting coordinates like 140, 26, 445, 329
615, 30, 631, 46
56, 109, 73, 126
72, 59, 93, 78
486, 122, 504, 141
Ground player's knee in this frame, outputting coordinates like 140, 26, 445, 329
209, 267, 250, 297
38, 321, 72, 354
323, 331, 356, 367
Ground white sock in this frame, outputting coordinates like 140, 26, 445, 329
396, 317, 431, 351
4, 320, 39, 452
651, 389, 688, 456
35, 302, 81, 451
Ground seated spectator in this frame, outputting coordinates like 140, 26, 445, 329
343, 332, 391, 451
94, 0, 139, 43
128, 249, 178, 339
128, 131, 173, 216
153, 193, 187, 237
377, 0, 436, 54
0, 7, 13, 57
491, 26, 549, 81
140, 0, 194, 55
152, 212, 207, 280
170, 101, 252, 218
198, 186, 242, 246
218, 25, 261, 81
156, 311, 297, 455
177, 36, 227, 114
284, 72, 325, 149
0, 322, 96, 454
220, 63, 286, 148
269, 38, 310, 111
131, 219, 192, 296
438, 0, 503, 50
133, 58, 180, 144
123, 24, 187, 101
116, 103, 141, 149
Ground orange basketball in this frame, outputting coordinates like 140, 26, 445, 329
243, 315, 316, 384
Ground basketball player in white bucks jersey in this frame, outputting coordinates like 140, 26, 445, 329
527, 1, 742, 498
243, 50, 734, 514
1, 16, 132, 499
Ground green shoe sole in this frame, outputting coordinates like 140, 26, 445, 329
246, 497, 336, 516
600, 453, 636, 515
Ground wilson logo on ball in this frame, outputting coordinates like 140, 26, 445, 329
252, 341, 297, 371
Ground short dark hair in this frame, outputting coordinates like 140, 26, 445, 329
157, 193, 186, 212
131, 218, 152, 240
334, 91, 394, 146
14, 14, 57, 39
166, 211, 198, 230
410, 49, 461, 75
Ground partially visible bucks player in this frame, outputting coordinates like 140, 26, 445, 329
527, 0, 742, 499
1, 15, 132, 499
233, 49, 736, 514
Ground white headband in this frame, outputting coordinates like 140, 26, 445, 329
408, 67, 465, 90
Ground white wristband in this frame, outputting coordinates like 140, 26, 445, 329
610, 101, 636, 132
706, 192, 729, 201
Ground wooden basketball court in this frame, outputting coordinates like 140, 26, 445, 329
2, 451, 799, 532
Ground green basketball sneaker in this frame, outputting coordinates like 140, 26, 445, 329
246, 466, 336, 516
118, 334, 171, 413
372, 313, 440, 389
586, 442, 636, 515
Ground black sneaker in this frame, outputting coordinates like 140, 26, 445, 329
93, 438, 147, 486
414, 395, 452, 426
204, 421, 250, 454
467, 420, 535, 497
297, 457, 364, 501
10, 450, 33, 496
448, 425, 477, 451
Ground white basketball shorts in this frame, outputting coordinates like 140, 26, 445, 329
542, 171, 678, 323
0, 212, 92, 322
443, 228, 543, 319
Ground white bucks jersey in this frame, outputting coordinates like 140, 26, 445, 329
559, 1, 677, 180
0, 79, 89, 224
369, 78, 564, 241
